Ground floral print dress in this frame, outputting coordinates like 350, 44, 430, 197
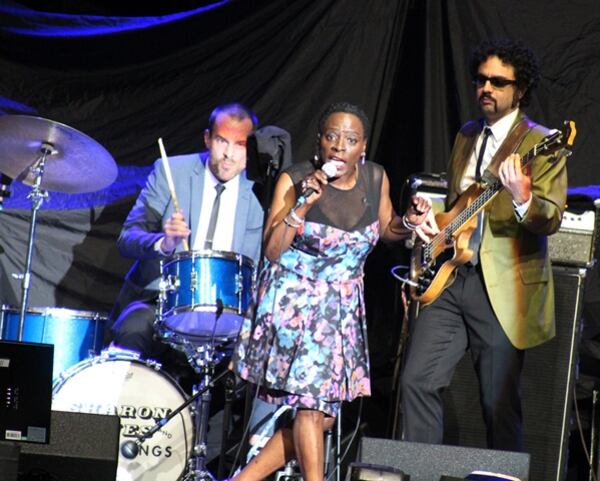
232, 161, 383, 416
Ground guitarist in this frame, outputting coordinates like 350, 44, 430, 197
401, 39, 568, 451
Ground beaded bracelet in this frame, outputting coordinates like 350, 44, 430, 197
401, 215, 419, 231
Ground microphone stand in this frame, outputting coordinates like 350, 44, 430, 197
240, 145, 282, 459
121, 368, 230, 459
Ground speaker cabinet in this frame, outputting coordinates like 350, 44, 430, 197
18, 410, 119, 481
442, 265, 586, 481
358, 437, 530, 481
0, 442, 20, 481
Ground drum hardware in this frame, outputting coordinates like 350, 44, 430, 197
184, 302, 229, 481
16, 142, 51, 340
0, 115, 117, 341
190, 270, 197, 294
217, 370, 237, 480
163, 274, 181, 293
155, 298, 230, 481
120, 368, 229, 461
155, 250, 256, 480
237, 254, 244, 314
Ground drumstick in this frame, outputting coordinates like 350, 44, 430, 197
158, 137, 190, 251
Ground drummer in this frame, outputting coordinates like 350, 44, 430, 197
109, 102, 264, 359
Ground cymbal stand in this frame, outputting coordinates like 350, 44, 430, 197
17, 143, 53, 341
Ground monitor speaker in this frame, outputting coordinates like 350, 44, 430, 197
358, 437, 530, 481
17, 410, 119, 481
0, 442, 20, 481
442, 265, 586, 481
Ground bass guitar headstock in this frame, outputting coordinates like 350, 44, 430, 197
538, 120, 577, 162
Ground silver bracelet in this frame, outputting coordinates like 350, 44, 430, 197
283, 215, 302, 229
401, 215, 419, 231
288, 208, 305, 225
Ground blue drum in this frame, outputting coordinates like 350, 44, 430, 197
0, 306, 107, 380
159, 250, 254, 343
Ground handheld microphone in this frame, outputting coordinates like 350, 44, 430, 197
294, 162, 339, 208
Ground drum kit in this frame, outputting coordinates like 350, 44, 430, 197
0, 115, 255, 481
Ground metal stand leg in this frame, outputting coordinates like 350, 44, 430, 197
591, 389, 599, 481
156, 328, 232, 481
324, 428, 334, 479
335, 406, 342, 481
218, 371, 236, 480
17, 145, 52, 340
185, 371, 216, 481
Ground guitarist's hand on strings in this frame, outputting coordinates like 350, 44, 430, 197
498, 153, 532, 207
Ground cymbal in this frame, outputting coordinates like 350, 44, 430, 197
0, 115, 117, 193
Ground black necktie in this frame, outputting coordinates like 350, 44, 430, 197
475, 127, 492, 181
469, 127, 491, 265
204, 183, 225, 250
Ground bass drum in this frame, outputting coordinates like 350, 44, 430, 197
52, 351, 193, 481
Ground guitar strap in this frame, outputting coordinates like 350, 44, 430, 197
480, 117, 534, 186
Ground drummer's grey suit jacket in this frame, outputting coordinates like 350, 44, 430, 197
110, 152, 264, 322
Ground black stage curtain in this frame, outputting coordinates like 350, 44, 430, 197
419, 0, 600, 183
0, 0, 599, 435
0, 0, 408, 169
0, 0, 410, 312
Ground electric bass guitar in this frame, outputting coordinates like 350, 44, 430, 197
409, 120, 577, 304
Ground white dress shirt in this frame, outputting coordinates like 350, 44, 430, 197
460, 108, 531, 218
192, 166, 239, 252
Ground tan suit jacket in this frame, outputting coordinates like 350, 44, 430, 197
445, 111, 568, 349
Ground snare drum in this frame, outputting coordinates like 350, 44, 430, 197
159, 250, 254, 342
52, 351, 194, 481
0, 305, 106, 380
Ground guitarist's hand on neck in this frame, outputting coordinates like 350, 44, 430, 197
498, 153, 533, 206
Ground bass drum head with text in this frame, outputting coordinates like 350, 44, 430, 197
52, 355, 193, 481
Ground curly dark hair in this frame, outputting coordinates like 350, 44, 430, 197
469, 39, 540, 107
317, 102, 371, 138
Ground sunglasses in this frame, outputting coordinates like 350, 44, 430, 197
473, 74, 518, 88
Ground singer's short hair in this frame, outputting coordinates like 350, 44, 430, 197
318, 102, 370, 138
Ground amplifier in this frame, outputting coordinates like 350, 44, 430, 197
549, 209, 597, 267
